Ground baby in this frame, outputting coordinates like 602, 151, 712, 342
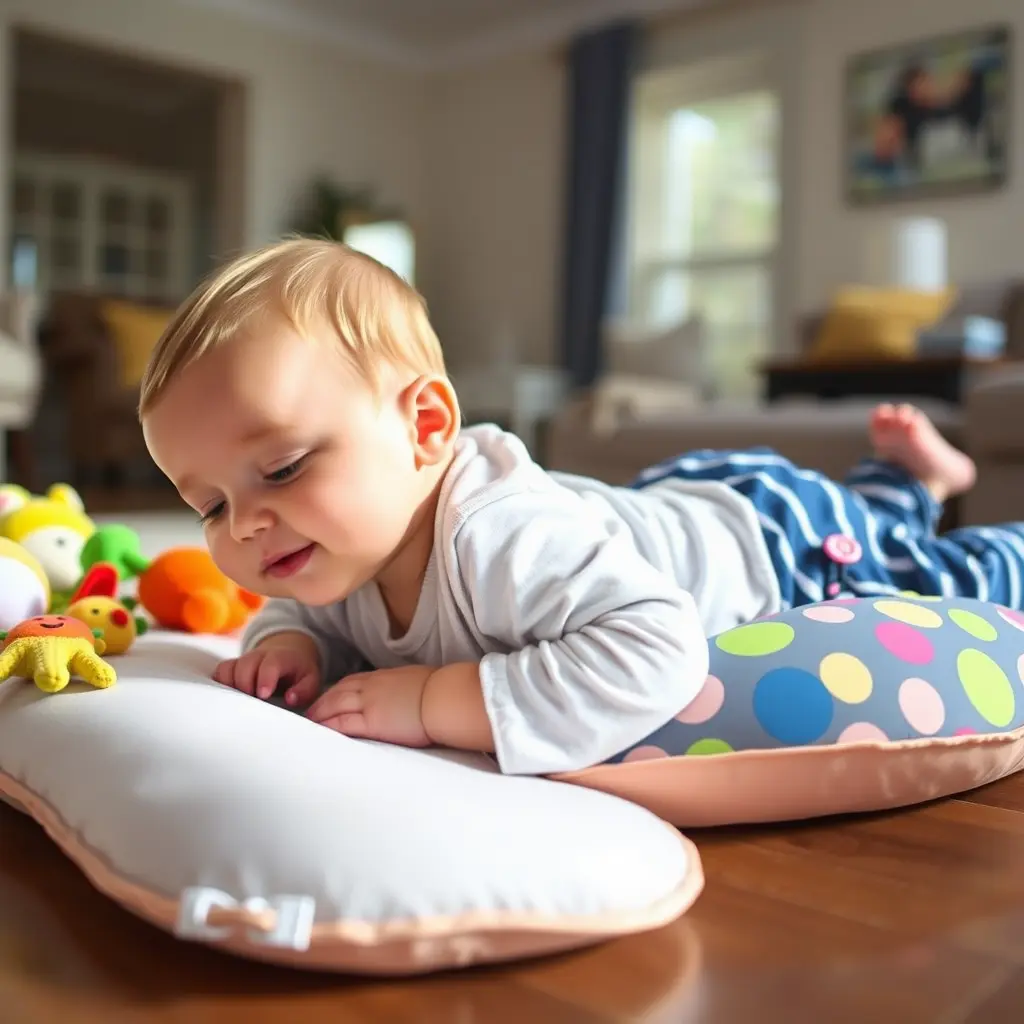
140, 239, 1024, 775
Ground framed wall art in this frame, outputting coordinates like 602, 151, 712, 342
845, 25, 1010, 203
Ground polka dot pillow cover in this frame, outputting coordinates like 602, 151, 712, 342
557, 596, 1024, 827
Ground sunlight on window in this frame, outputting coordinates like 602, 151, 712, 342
627, 77, 780, 400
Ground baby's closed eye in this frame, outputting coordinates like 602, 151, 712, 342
198, 500, 226, 524
264, 454, 309, 484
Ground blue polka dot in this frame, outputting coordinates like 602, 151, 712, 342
753, 667, 834, 745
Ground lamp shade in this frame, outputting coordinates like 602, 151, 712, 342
863, 217, 948, 292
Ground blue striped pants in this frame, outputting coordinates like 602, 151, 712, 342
633, 448, 1024, 610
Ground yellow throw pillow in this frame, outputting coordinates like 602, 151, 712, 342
100, 299, 172, 388
810, 286, 957, 363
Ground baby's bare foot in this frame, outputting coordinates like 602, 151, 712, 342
869, 403, 976, 502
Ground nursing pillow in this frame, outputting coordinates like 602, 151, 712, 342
0, 632, 702, 974
561, 596, 1024, 826
4, 594, 1023, 973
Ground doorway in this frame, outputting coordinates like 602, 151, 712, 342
6, 27, 247, 502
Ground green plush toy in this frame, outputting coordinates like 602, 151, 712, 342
80, 525, 152, 581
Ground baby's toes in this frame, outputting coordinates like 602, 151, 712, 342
895, 403, 920, 427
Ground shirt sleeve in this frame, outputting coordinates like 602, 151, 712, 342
452, 490, 710, 775
241, 599, 368, 683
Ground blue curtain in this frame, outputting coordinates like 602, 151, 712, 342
559, 20, 639, 389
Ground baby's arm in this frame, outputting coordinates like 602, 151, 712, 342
443, 491, 710, 774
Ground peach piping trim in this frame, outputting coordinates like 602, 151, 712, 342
554, 725, 1024, 783
0, 769, 704, 946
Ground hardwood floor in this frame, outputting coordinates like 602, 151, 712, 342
3, 773, 1024, 1023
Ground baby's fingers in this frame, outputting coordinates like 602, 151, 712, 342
307, 681, 362, 723
283, 671, 320, 708
231, 655, 262, 695
212, 659, 236, 686
317, 712, 369, 737
255, 657, 283, 700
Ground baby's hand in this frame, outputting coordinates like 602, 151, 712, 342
307, 666, 433, 748
213, 644, 321, 707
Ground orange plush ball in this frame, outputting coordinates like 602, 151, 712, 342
136, 548, 263, 634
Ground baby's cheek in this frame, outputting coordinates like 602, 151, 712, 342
207, 536, 254, 589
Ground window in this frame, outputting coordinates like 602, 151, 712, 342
625, 58, 781, 399
10, 153, 192, 303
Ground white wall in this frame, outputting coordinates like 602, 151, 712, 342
0, 0, 425, 276
421, 53, 565, 370
797, 0, 1024, 312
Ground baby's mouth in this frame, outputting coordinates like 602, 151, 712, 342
261, 544, 316, 579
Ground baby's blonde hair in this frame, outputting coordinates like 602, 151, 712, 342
139, 237, 445, 415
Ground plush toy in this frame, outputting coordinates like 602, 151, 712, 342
65, 562, 148, 655
0, 615, 116, 693
0, 484, 95, 602
80, 524, 151, 581
79, 522, 263, 634
0, 484, 31, 519
137, 548, 263, 634
0, 537, 50, 631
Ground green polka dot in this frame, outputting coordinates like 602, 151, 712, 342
686, 738, 734, 756
715, 621, 795, 657
948, 609, 998, 642
957, 649, 1015, 727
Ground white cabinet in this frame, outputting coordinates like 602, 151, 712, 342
10, 153, 192, 302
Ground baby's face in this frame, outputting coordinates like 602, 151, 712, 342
143, 321, 429, 605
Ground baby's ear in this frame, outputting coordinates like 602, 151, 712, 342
404, 375, 459, 468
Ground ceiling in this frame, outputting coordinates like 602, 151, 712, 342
176, 0, 714, 69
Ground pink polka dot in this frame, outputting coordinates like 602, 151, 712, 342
803, 605, 856, 624
954, 727, 977, 736
837, 722, 889, 744
874, 621, 934, 665
623, 745, 669, 762
898, 677, 946, 735
997, 607, 1024, 632
675, 674, 725, 724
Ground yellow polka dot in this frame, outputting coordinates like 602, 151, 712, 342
873, 600, 943, 628
819, 652, 873, 703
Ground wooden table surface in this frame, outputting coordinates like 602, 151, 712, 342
3, 772, 1024, 1024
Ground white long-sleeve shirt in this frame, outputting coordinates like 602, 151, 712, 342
243, 424, 780, 775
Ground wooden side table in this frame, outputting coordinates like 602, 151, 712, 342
760, 355, 1004, 405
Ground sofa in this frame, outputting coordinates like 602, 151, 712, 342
963, 364, 1024, 525
545, 279, 1024, 527
545, 373, 1024, 526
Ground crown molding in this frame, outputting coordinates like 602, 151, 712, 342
168, 0, 716, 72
426, 0, 711, 72
168, 0, 425, 69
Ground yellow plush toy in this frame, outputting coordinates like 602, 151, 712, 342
0, 484, 31, 519
0, 484, 95, 603
0, 615, 116, 693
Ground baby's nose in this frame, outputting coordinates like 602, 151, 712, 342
230, 504, 272, 542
